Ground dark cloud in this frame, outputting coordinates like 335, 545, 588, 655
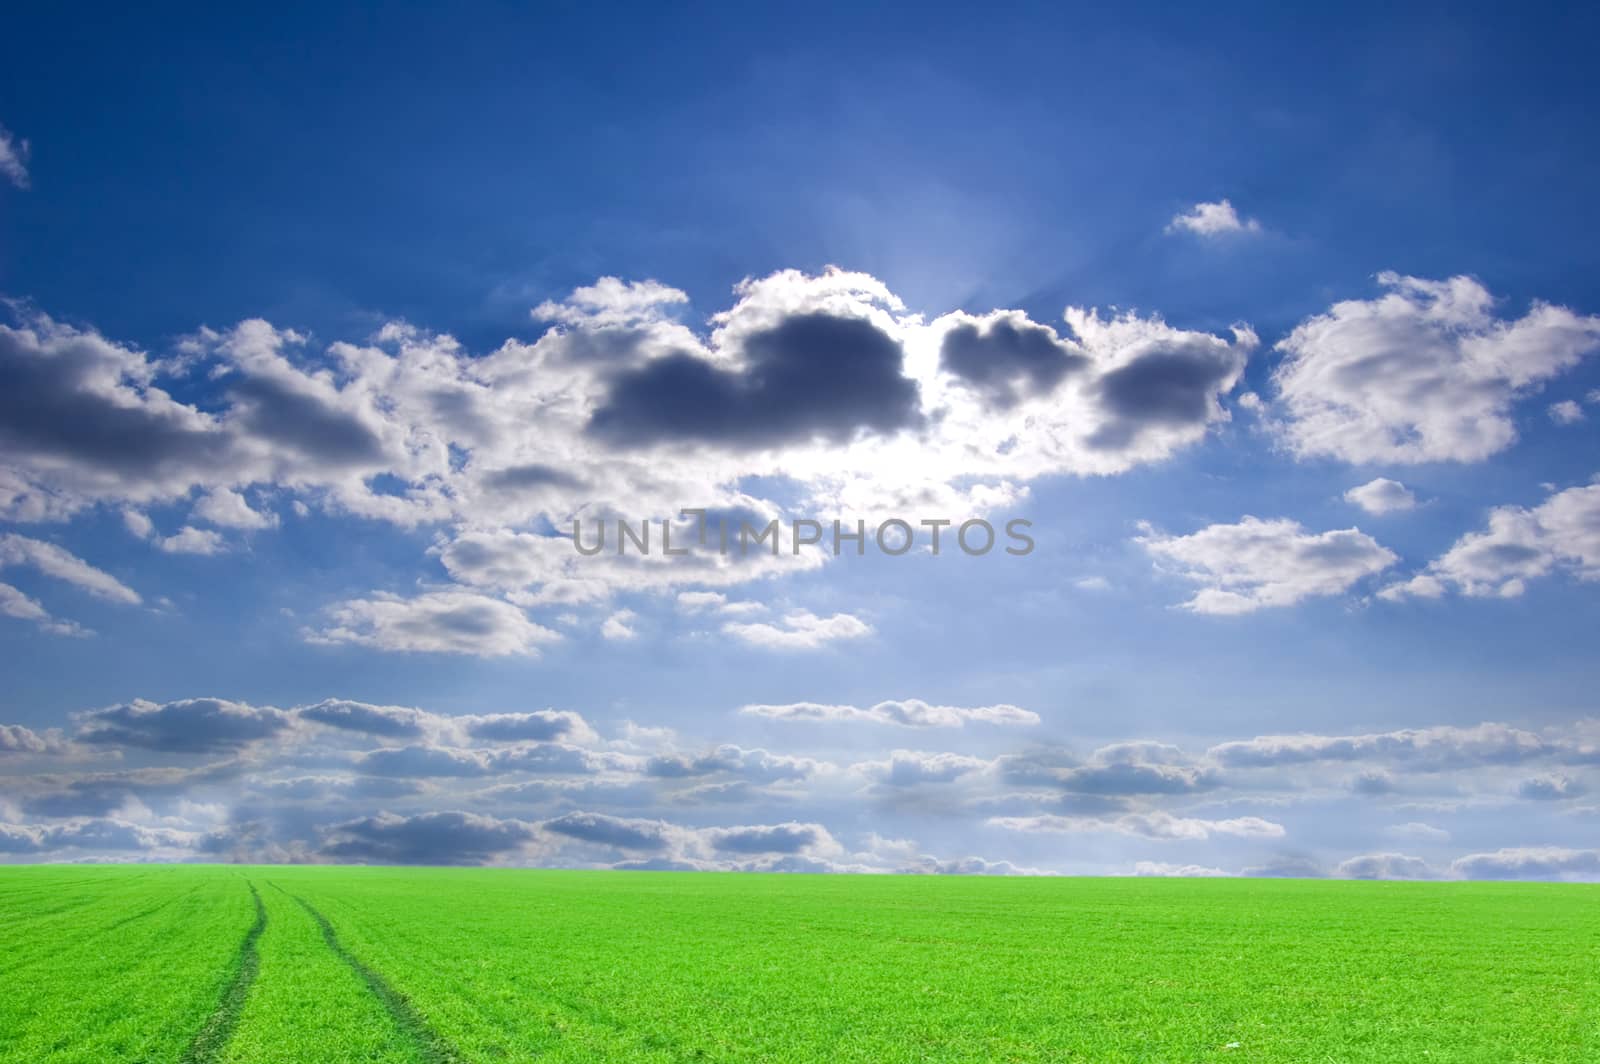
224, 375, 385, 469
1087, 344, 1242, 451
463, 711, 586, 743
0, 323, 238, 488
297, 699, 428, 739
588, 312, 920, 448
542, 811, 673, 852
321, 811, 537, 864
481, 464, 585, 491
939, 317, 1086, 409
74, 698, 292, 754
706, 823, 824, 855
357, 745, 491, 778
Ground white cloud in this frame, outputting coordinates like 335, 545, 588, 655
1344, 477, 1417, 515
157, 527, 227, 555
308, 590, 561, 657
122, 509, 154, 539
1133, 861, 1229, 877
1382, 481, 1600, 599
991, 812, 1285, 841
194, 487, 278, 529
722, 609, 871, 650
0, 582, 88, 636
1166, 199, 1261, 237
1450, 846, 1600, 882
0, 125, 28, 189
1271, 273, 1600, 463
0, 534, 140, 603
1208, 722, 1557, 769
1139, 516, 1396, 613
600, 609, 638, 641
1549, 399, 1585, 425
741, 698, 1038, 727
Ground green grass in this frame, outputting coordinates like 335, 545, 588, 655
1, 868, 1596, 1062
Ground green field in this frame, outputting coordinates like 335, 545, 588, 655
0, 867, 1595, 1062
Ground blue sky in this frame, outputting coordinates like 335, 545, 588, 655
1, 3, 1598, 878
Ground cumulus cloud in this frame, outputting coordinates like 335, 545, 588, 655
157, 527, 227, 555
857, 751, 992, 786
1271, 274, 1600, 463
1344, 478, 1417, 515
1549, 399, 1585, 425
1517, 775, 1585, 801
0, 723, 64, 756
600, 609, 638, 641
1166, 199, 1261, 237
0, 125, 28, 188
1139, 517, 1396, 613
297, 699, 430, 739
308, 590, 561, 657
194, 487, 278, 529
1381, 481, 1600, 600
321, 811, 539, 864
740, 698, 1038, 728
722, 609, 871, 649
1335, 853, 1439, 879
74, 697, 292, 754
460, 710, 593, 744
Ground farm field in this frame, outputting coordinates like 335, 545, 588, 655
0, 867, 1595, 1062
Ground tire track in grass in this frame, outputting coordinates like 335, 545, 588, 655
285, 891, 461, 1064
180, 880, 266, 1064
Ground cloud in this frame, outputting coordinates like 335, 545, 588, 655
194, 487, 278, 529
600, 609, 638, 641
990, 812, 1285, 840
0, 818, 197, 855
704, 822, 837, 855
1271, 274, 1600, 463
1517, 775, 1585, 801
0, 534, 141, 604
1549, 400, 1585, 425
1, 723, 64, 755
321, 811, 538, 864
1450, 847, 1600, 882
532, 277, 688, 328
357, 745, 493, 778
74, 697, 292, 753
0, 125, 28, 188
1344, 478, 1417, 515
1133, 861, 1229, 877
588, 311, 922, 449
1166, 199, 1261, 237
646, 745, 818, 783
938, 312, 1087, 410
296, 699, 430, 739
157, 527, 227, 555
1335, 853, 1440, 879
1208, 722, 1557, 769
740, 698, 1038, 727
1139, 517, 1396, 613
723, 609, 871, 649
1381, 481, 1600, 600
542, 811, 677, 852
460, 711, 593, 744
0, 582, 88, 636
308, 590, 560, 657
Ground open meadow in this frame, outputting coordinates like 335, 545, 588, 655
0, 866, 1595, 1062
